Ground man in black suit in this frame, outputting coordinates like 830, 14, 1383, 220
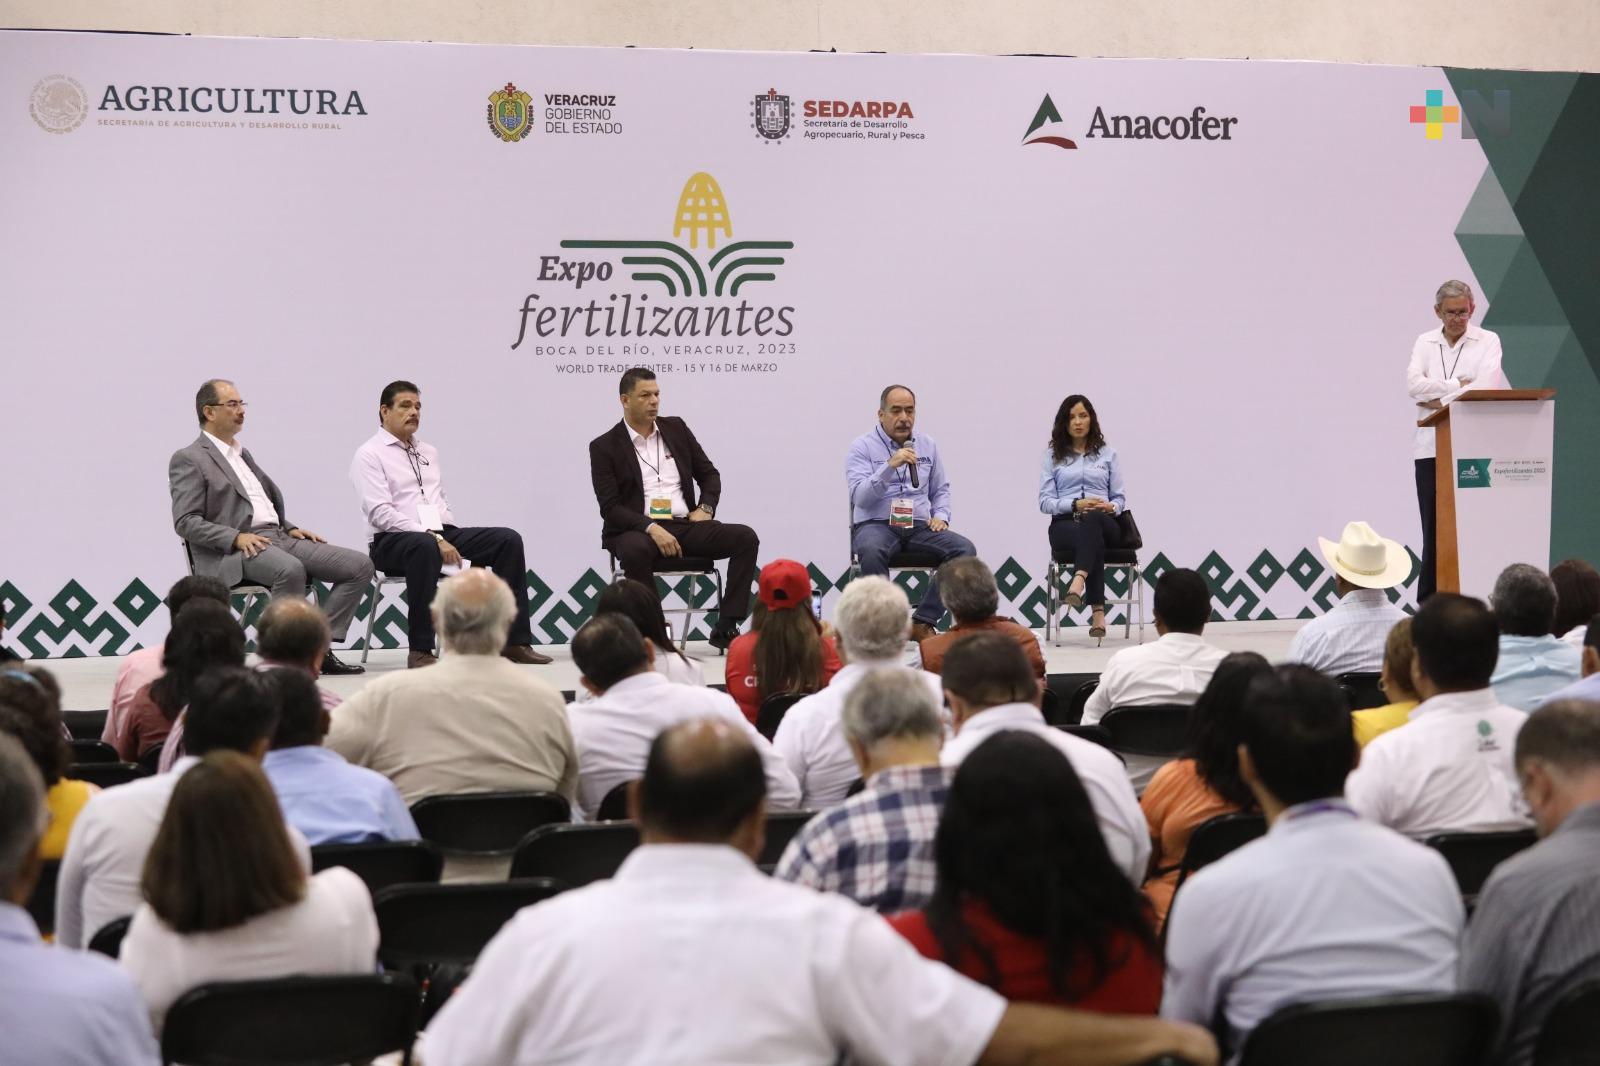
589, 368, 759, 650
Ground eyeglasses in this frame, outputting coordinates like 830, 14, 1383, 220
208, 400, 248, 410
1440, 309, 1472, 319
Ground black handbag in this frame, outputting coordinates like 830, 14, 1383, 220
1115, 509, 1144, 551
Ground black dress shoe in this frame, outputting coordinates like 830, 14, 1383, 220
707, 619, 743, 653
320, 651, 365, 676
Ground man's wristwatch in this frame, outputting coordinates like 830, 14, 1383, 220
698, 504, 715, 518
432, 532, 445, 543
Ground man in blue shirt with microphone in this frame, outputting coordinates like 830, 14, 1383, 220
845, 385, 977, 640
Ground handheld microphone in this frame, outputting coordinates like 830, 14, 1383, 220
906, 436, 919, 489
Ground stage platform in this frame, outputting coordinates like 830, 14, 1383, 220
43, 619, 1306, 711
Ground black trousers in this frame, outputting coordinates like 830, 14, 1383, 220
1415, 458, 1437, 602
606, 519, 759, 623
369, 526, 534, 652
1048, 513, 1127, 607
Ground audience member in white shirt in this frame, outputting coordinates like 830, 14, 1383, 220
1164, 665, 1463, 1064
1549, 558, 1598, 651
940, 632, 1150, 884
57, 668, 307, 949
421, 717, 1219, 1066
1488, 564, 1583, 712
774, 576, 943, 808
573, 579, 706, 702
119, 751, 378, 1032
1347, 593, 1531, 835
1081, 568, 1226, 727
1285, 521, 1410, 676
567, 612, 798, 819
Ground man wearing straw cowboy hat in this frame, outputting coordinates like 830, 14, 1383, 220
1286, 522, 1412, 675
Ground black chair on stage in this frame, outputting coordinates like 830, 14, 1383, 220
1174, 812, 1267, 893
596, 780, 634, 821
69, 761, 148, 789
608, 549, 725, 653
160, 974, 421, 1066
62, 709, 109, 740
1235, 992, 1498, 1066
1099, 704, 1191, 758
756, 692, 806, 741
410, 791, 570, 855
88, 915, 132, 958
1337, 672, 1387, 711
847, 501, 943, 617
1424, 829, 1538, 903
26, 859, 60, 937
311, 840, 444, 896
68, 738, 118, 764
1044, 510, 1145, 646
1533, 979, 1600, 1066
511, 822, 641, 887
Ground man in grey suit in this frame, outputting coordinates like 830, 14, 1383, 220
170, 379, 374, 675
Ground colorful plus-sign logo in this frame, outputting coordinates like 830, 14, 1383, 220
1410, 89, 1460, 140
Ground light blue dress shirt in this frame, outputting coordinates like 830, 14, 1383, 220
0, 903, 159, 1065
263, 745, 420, 846
1037, 445, 1125, 516
846, 426, 951, 525
1491, 635, 1584, 712
1536, 671, 1600, 706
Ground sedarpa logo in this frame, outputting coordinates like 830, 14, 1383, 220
511, 172, 796, 351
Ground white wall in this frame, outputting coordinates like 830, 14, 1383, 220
6, 0, 1598, 73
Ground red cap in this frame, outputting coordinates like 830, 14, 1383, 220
759, 559, 812, 612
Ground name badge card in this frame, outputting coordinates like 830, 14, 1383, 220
649, 497, 674, 520
890, 497, 915, 529
417, 502, 443, 531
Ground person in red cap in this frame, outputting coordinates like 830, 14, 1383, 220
725, 560, 843, 724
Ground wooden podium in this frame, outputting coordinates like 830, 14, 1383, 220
1420, 389, 1556, 597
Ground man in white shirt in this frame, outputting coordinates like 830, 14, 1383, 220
773, 576, 944, 808
1082, 568, 1226, 726
1164, 665, 1463, 1063
1286, 521, 1410, 676
940, 633, 1149, 883
56, 668, 300, 948
421, 717, 1219, 1066
1488, 564, 1583, 711
567, 612, 798, 819
326, 570, 576, 806
170, 379, 374, 675
350, 379, 550, 668
1408, 280, 1508, 602
1346, 593, 1531, 835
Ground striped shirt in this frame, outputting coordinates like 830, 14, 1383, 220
1461, 803, 1600, 1066
773, 763, 950, 913
1285, 588, 1407, 676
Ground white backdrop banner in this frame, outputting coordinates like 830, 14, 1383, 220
1, 31, 1493, 655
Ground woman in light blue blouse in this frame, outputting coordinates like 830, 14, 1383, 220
1038, 395, 1127, 640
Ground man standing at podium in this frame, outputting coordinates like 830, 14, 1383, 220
1407, 280, 1507, 602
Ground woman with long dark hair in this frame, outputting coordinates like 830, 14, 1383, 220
1139, 651, 1271, 926
889, 731, 1162, 1010
119, 751, 378, 1031
118, 600, 245, 762
592, 579, 704, 689
725, 559, 842, 723
0, 664, 93, 862
1551, 558, 1600, 646
1038, 394, 1127, 642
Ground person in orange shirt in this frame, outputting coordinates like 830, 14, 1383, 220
1351, 618, 1422, 748
918, 557, 1047, 680
724, 560, 842, 724
1139, 652, 1270, 927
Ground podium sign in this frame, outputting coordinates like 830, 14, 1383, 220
1422, 390, 1556, 598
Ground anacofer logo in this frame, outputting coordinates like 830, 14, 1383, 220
488, 82, 534, 142
511, 172, 796, 353
1022, 93, 1239, 146
1022, 94, 1076, 149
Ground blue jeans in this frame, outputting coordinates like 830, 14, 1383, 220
851, 520, 977, 625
